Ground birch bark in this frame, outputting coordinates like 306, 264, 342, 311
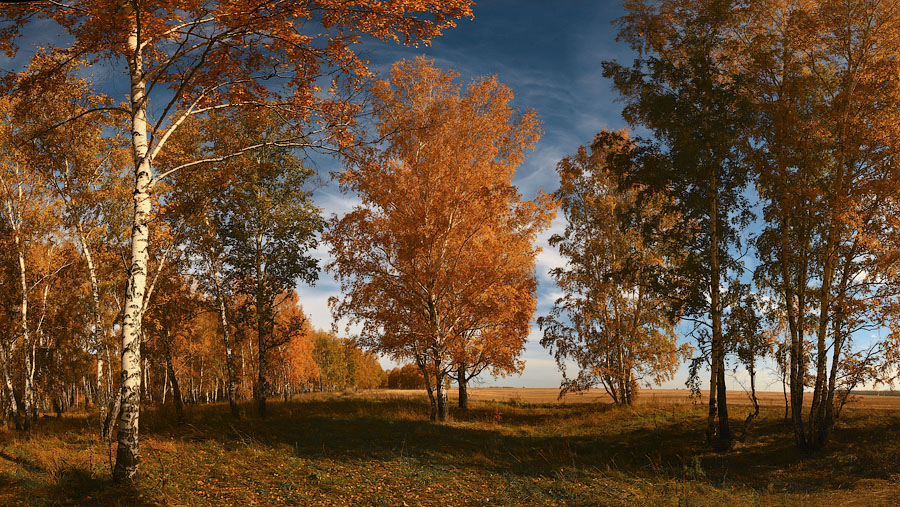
114, 12, 152, 482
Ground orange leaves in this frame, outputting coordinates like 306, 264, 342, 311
540, 129, 685, 405
0, 0, 475, 177
328, 57, 554, 384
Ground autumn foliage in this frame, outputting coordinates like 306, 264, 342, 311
0, 0, 475, 481
4, 3, 900, 502
328, 58, 555, 420
383, 364, 427, 390
540, 130, 690, 406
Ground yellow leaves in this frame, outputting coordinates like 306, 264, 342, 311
328, 58, 553, 379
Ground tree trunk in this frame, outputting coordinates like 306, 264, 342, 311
435, 369, 449, 422
161, 331, 184, 425
255, 230, 269, 418
256, 314, 268, 418
740, 362, 760, 441
210, 253, 239, 418
457, 365, 468, 410
821, 322, 843, 443
706, 169, 729, 446
198, 361, 204, 403
140, 357, 146, 402
421, 360, 436, 420
80, 230, 108, 434
0, 343, 20, 430
783, 229, 808, 448
162, 367, 168, 405
806, 220, 837, 449
103, 384, 122, 441
16, 233, 34, 432
241, 345, 246, 399
114, 15, 152, 482
189, 361, 196, 403
782, 368, 789, 422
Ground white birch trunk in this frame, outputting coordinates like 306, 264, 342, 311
16, 227, 33, 431
209, 246, 239, 417
0, 342, 17, 426
79, 230, 108, 432
114, 13, 152, 482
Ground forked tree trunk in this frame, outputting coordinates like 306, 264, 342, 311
707, 169, 730, 448
740, 362, 760, 441
161, 331, 184, 425
421, 361, 436, 420
103, 384, 122, 440
114, 15, 152, 482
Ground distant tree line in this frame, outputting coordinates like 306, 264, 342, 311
382, 364, 427, 390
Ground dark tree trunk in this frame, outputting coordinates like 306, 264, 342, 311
103, 385, 122, 440
740, 364, 760, 441
708, 169, 731, 449
423, 366, 436, 420
782, 370, 789, 422
257, 326, 267, 418
161, 331, 184, 425
457, 365, 468, 410
716, 359, 730, 446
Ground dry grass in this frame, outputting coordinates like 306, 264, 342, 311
366, 387, 900, 410
0, 391, 898, 506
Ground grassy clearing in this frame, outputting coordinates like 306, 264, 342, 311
0, 394, 899, 506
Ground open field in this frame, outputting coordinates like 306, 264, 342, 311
0, 390, 898, 506
370, 387, 900, 410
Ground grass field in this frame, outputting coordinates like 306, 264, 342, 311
0, 389, 899, 506
368, 387, 900, 410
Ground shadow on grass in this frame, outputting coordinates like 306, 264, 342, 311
45, 468, 159, 507
138, 395, 900, 494
0, 445, 158, 507
4, 394, 900, 503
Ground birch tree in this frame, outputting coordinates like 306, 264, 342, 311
743, 0, 900, 448
1, 0, 472, 481
328, 58, 554, 421
603, 0, 753, 448
539, 130, 688, 406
